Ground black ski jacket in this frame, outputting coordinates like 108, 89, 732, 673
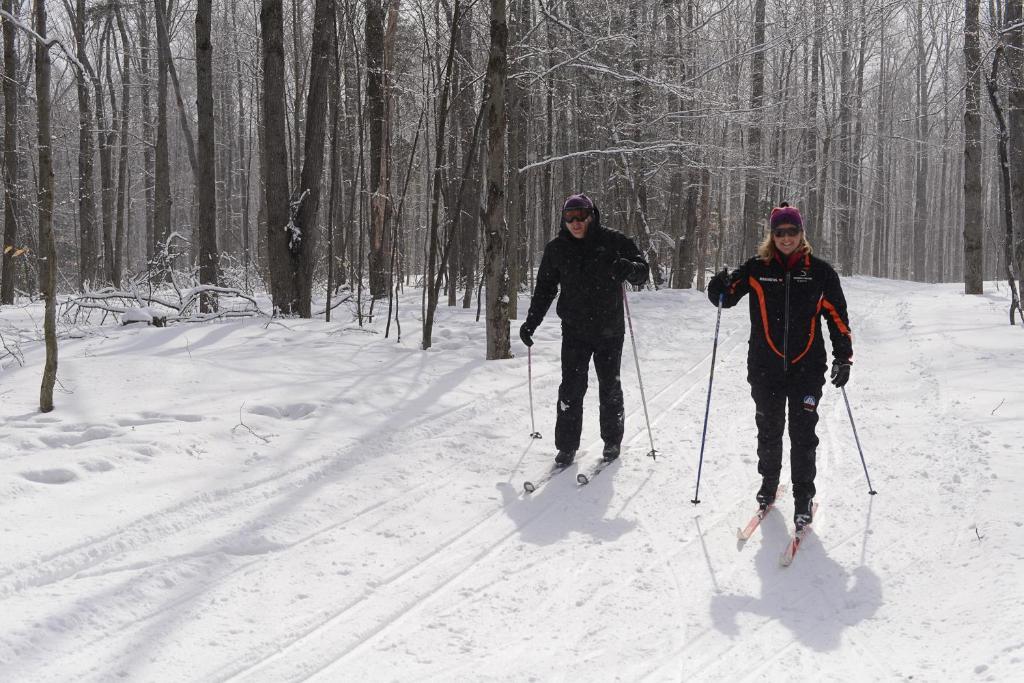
525, 213, 650, 340
708, 252, 853, 385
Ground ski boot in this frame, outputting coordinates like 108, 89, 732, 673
756, 478, 779, 510
555, 449, 576, 467
602, 442, 621, 463
794, 496, 814, 530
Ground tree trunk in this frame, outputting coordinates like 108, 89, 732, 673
261, 0, 295, 312
138, 1, 156, 263
113, 5, 131, 286
35, 0, 57, 412
365, 0, 396, 299
0, 0, 18, 304
421, 0, 463, 349
802, 2, 821, 232
912, 0, 930, 281
483, 0, 510, 360
95, 31, 115, 287
154, 0, 172, 265
741, 0, 767, 255
73, 0, 98, 289
196, 0, 219, 311
835, 0, 853, 274
871, 18, 889, 277
1006, 0, 1024, 289
963, 0, 983, 294
292, 0, 336, 317
456, 7, 479, 309
154, 0, 197, 175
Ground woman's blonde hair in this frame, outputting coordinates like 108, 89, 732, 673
757, 229, 813, 263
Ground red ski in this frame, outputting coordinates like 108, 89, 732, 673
736, 485, 786, 541
780, 502, 819, 566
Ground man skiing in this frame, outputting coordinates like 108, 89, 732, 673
707, 202, 853, 529
518, 193, 650, 467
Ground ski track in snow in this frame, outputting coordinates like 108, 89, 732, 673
1, 280, 1022, 681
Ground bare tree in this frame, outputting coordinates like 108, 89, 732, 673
34, 0, 56, 412
292, 0, 336, 316
1006, 0, 1024, 288
261, 0, 293, 313
741, 0, 767, 256
963, 0, 983, 294
0, 0, 18, 304
196, 0, 219, 311
365, 0, 398, 299
483, 0, 510, 360
69, 0, 98, 288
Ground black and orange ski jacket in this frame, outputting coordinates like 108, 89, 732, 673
708, 252, 853, 385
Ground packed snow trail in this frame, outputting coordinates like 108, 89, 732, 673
1, 278, 1021, 680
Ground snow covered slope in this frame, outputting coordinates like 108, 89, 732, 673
1, 277, 1021, 681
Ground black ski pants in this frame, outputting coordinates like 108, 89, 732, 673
750, 379, 823, 500
555, 334, 625, 452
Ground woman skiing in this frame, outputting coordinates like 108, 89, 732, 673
707, 203, 853, 529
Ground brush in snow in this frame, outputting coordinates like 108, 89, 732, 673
780, 502, 819, 566
737, 484, 786, 541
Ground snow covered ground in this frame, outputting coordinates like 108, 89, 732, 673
1, 277, 1022, 681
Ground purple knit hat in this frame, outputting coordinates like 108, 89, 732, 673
562, 194, 595, 211
769, 202, 803, 230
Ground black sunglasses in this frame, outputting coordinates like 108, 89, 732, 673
563, 209, 592, 224
772, 226, 802, 238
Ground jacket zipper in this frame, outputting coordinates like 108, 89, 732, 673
782, 271, 791, 372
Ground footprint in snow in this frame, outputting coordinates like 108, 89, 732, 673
21, 469, 78, 484
247, 403, 317, 420
80, 459, 115, 473
116, 411, 204, 427
39, 425, 121, 448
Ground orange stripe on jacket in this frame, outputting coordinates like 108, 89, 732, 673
790, 298, 821, 364
748, 276, 784, 359
821, 298, 851, 336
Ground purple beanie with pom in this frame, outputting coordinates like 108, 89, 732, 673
769, 202, 803, 230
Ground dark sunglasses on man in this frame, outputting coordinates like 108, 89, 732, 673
772, 226, 802, 238
563, 208, 592, 224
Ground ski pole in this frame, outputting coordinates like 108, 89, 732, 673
623, 286, 657, 459
692, 292, 724, 504
528, 347, 541, 439
841, 386, 877, 495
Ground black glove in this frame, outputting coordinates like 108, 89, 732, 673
831, 359, 852, 388
519, 323, 535, 347
708, 268, 730, 299
612, 258, 635, 282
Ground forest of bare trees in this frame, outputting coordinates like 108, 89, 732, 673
2, 0, 1024, 356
